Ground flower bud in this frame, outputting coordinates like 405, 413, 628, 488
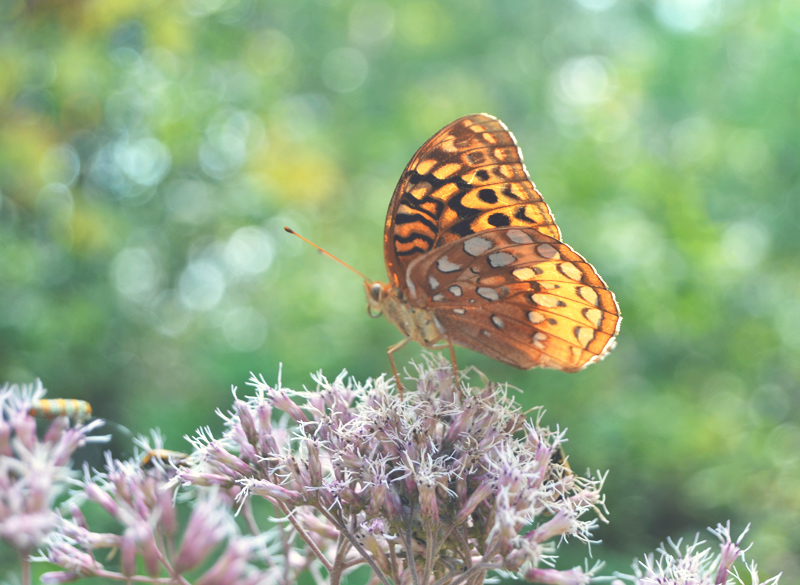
84, 483, 119, 517
174, 499, 230, 573
120, 530, 138, 577
522, 567, 590, 584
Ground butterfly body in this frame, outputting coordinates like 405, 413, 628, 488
373, 113, 621, 373
367, 282, 443, 349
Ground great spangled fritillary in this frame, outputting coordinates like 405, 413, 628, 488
366, 113, 620, 375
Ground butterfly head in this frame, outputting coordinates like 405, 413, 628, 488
366, 281, 391, 317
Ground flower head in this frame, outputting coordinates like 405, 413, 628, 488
0, 380, 101, 555
36, 431, 276, 584
614, 522, 781, 585
177, 355, 606, 584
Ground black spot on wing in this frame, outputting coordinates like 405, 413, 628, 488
478, 188, 498, 204
502, 184, 522, 201
514, 205, 538, 224
488, 213, 511, 227
449, 221, 475, 238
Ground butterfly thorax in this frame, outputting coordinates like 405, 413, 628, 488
366, 281, 443, 347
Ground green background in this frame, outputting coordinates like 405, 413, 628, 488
1, 0, 798, 581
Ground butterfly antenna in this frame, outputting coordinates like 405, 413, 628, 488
284, 227, 372, 283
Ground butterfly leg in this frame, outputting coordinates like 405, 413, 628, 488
429, 337, 460, 390
422, 334, 460, 391
447, 336, 460, 390
387, 337, 411, 397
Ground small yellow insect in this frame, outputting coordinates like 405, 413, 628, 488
140, 449, 189, 469
550, 443, 572, 475
29, 398, 92, 423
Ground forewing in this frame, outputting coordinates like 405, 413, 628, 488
406, 227, 620, 371
384, 113, 560, 291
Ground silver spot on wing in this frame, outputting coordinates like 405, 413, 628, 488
463, 236, 493, 257
436, 256, 462, 273
477, 287, 500, 301
487, 251, 515, 268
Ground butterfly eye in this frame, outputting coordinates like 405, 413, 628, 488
367, 283, 385, 318
369, 283, 383, 302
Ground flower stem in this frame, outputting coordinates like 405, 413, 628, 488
315, 504, 393, 585
277, 500, 333, 572
403, 504, 422, 585
20, 553, 31, 585
330, 532, 348, 585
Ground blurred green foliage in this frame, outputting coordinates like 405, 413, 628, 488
1, 0, 799, 581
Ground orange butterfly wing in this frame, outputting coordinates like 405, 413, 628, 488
380, 113, 620, 371
405, 227, 619, 371
384, 114, 561, 291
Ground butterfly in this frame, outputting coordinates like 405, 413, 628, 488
364, 113, 620, 379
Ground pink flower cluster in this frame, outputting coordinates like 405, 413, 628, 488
35, 433, 278, 584
175, 357, 607, 584
0, 363, 783, 585
614, 523, 781, 585
0, 380, 101, 580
